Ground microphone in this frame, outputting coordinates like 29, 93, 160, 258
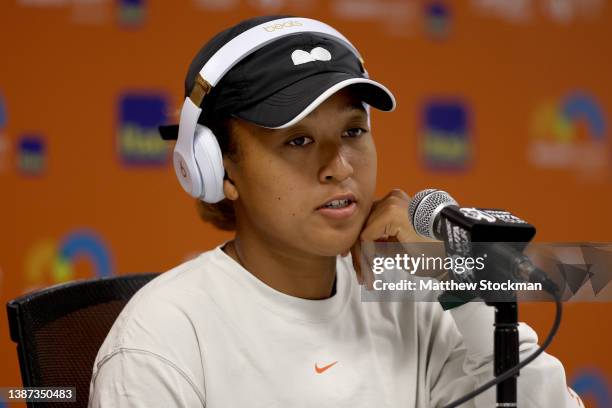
408, 189, 536, 244
408, 189, 558, 294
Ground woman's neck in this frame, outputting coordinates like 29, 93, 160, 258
223, 234, 337, 300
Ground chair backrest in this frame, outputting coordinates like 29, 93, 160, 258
6, 273, 160, 408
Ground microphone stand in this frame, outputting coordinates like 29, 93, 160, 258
482, 243, 523, 406
491, 299, 519, 407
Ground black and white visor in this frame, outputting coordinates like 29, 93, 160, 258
232, 33, 395, 128
160, 31, 395, 139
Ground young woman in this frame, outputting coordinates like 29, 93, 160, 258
89, 15, 581, 407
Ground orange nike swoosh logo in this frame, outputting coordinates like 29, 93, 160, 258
315, 361, 338, 374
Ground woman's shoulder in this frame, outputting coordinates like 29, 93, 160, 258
89, 249, 228, 404
95, 246, 231, 360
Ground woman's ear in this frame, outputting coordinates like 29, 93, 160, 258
222, 158, 239, 201
223, 178, 239, 201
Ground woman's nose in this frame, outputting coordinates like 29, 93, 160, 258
319, 144, 354, 183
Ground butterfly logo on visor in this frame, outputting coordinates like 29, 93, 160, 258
291, 47, 332, 66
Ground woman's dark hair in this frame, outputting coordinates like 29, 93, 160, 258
195, 117, 238, 231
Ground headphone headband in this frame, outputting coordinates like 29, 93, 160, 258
198, 17, 361, 91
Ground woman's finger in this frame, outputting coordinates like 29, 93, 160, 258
349, 239, 363, 284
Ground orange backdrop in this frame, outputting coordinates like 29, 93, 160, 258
1, 0, 611, 407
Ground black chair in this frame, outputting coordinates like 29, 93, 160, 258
6, 273, 160, 408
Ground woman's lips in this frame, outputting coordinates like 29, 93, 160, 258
315, 202, 357, 219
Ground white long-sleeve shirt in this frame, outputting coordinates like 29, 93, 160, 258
88, 245, 582, 407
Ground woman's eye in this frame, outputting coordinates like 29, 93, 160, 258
343, 128, 366, 138
287, 136, 314, 147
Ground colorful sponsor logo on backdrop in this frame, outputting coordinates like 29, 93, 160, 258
117, 92, 170, 166
425, 1, 451, 39
193, 0, 238, 11
471, 0, 604, 24
528, 92, 608, 178
118, 0, 145, 27
18, 0, 112, 25
17, 0, 70, 5
25, 229, 113, 293
17, 134, 45, 176
193, 0, 314, 12
421, 100, 471, 170
0, 92, 8, 173
0, 92, 6, 127
571, 368, 611, 408
331, 0, 418, 37
248, 0, 284, 12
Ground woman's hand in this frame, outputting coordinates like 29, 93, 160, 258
343, 189, 432, 287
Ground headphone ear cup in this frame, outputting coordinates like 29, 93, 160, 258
193, 124, 226, 203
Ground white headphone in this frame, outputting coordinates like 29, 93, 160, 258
174, 17, 366, 203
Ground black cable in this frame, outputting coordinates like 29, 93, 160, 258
442, 287, 563, 408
